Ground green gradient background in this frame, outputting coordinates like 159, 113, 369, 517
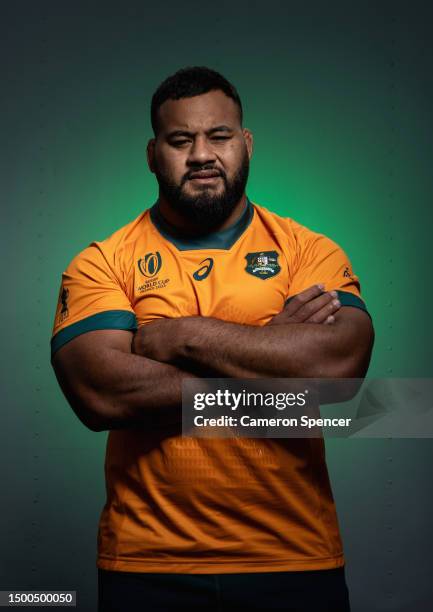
2, 2, 433, 611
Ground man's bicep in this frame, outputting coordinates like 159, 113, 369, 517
53, 328, 133, 365
51, 329, 135, 430
332, 306, 375, 376
334, 305, 374, 336
52, 329, 134, 390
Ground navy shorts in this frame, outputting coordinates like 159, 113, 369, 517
98, 566, 351, 611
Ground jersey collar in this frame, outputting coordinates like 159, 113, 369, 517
149, 197, 254, 251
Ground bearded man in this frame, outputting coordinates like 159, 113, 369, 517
51, 66, 374, 612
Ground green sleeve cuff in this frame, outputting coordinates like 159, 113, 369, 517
50, 310, 138, 359
335, 290, 370, 317
285, 290, 371, 318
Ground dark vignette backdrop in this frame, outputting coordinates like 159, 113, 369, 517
2, 2, 433, 611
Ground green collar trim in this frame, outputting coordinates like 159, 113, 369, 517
150, 197, 254, 251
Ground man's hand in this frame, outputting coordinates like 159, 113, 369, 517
268, 284, 341, 326
132, 317, 184, 363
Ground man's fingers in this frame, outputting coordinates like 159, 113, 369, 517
304, 296, 341, 324
284, 284, 326, 316
268, 286, 342, 326
288, 291, 340, 323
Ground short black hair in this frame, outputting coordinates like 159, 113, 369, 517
150, 66, 243, 136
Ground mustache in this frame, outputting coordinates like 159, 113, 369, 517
183, 167, 226, 182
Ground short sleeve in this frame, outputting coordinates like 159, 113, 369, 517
50, 242, 137, 359
287, 223, 369, 315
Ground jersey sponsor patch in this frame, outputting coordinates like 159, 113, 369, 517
193, 258, 214, 281
245, 251, 281, 280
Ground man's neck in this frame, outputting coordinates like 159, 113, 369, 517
156, 194, 247, 237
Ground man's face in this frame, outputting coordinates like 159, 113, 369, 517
147, 89, 253, 232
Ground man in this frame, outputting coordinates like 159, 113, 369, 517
51, 66, 374, 611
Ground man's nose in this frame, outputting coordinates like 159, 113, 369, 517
187, 136, 216, 165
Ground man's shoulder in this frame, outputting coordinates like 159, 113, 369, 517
67, 207, 151, 270
250, 201, 348, 266
93, 207, 151, 252
251, 201, 323, 241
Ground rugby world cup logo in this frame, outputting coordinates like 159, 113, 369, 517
138, 252, 162, 278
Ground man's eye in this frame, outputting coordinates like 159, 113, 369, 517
212, 136, 230, 141
172, 140, 189, 146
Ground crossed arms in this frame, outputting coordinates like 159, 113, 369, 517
51, 285, 374, 431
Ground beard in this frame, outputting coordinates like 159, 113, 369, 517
154, 147, 250, 233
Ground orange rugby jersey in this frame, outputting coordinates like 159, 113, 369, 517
51, 198, 369, 574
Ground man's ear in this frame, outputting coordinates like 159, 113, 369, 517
242, 128, 253, 160
147, 138, 156, 174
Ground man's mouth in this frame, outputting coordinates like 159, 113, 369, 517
188, 170, 222, 182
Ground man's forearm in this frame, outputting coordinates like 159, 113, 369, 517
95, 352, 194, 430
133, 309, 373, 379
179, 320, 359, 378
